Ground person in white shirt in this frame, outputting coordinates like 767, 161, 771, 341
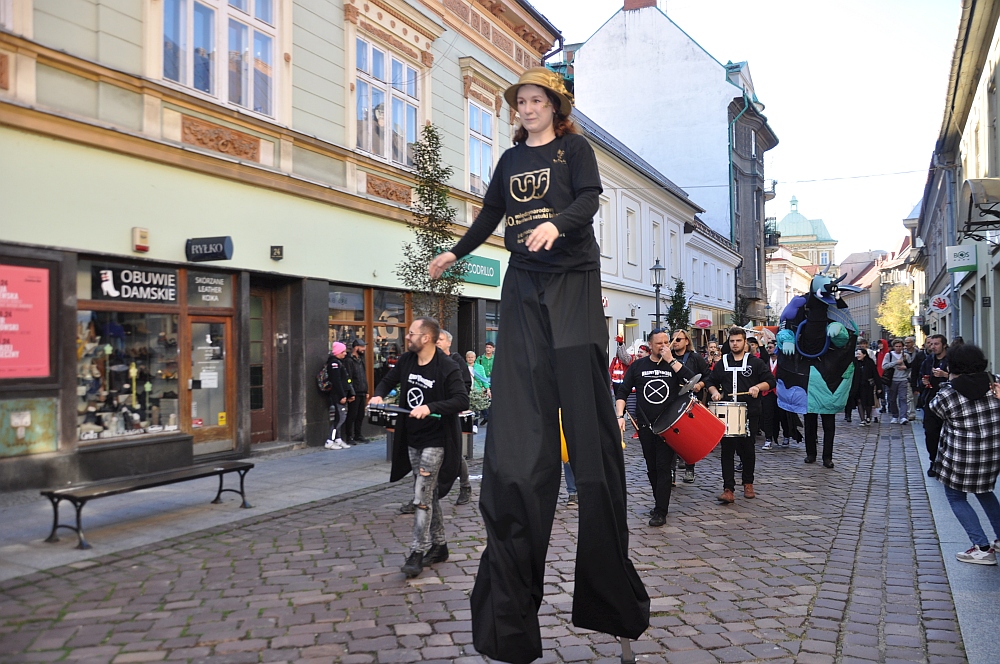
881, 339, 914, 424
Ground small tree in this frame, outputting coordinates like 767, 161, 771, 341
730, 294, 751, 326
663, 279, 691, 334
876, 284, 914, 338
396, 124, 467, 327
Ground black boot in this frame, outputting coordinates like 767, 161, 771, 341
401, 551, 424, 578
455, 485, 472, 505
424, 543, 449, 564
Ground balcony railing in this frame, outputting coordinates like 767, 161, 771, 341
764, 217, 780, 254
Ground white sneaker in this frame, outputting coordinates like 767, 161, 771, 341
994, 539, 1000, 552
472, 425, 479, 433
324, 440, 338, 450
890, 418, 898, 424
956, 546, 997, 565
336, 438, 350, 448
762, 440, 773, 450
781, 437, 790, 447
900, 419, 909, 425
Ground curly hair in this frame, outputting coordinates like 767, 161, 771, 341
512, 88, 578, 145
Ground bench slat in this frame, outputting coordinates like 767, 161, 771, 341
42, 461, 254, 501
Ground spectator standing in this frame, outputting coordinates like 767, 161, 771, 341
706, 327, 775, 503
671, 329, 708, 483
369, 317, 469, 578
928, 343, 1000, 565
438, 330, 473, 506
324, 342, 354, 450
474, 341, 495, 425
920, 334, 950, 471
466, 351, 492, 424
904, 336, 919, 420
849, 346, 880, 425
881, 339, 914, 424
910, 337, 927, 416
343, 339, 369, 444
761, 340, 781, 449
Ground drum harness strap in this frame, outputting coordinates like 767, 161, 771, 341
721, 354, 746, 403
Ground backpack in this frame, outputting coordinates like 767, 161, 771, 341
881, 366, 894, 387
316, 364, 332, 392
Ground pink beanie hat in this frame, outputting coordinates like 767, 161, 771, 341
331, 341, 347, 355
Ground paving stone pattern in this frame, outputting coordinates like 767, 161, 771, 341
0, 422, 966, 663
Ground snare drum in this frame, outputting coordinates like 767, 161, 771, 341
708, 401, 748, 437
651, 396, 726, 465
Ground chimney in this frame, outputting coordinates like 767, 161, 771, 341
624, 0, 657, 10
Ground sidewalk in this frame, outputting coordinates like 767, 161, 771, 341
0, 420, 985, 663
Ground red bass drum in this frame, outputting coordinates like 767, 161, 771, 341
650, 396, 726, 465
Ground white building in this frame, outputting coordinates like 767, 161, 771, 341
568, 0, 777, 323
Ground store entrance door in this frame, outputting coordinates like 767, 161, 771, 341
249, 289, 276, 444
188, 316, 235, 454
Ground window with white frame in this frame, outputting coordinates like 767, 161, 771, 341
596, 197, 611, 255
751, 129, 757, 159
652, 221, 662, 268
691, 257, 699, 293
820, 251, 829, 265
669, 231, 679, 277
162, 0, 275, 116
469, 101, 493, 195
626, 209, 638, 265
356, 37, 419, 167
0, 0, 12, 30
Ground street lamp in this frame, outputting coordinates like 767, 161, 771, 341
650, 258, 666, 330
765, 303, 772, 326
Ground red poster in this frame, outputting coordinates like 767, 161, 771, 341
0, 264, 50, 379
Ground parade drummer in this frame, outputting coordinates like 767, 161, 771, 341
428, 67, 649, 663
614, 328, 696, 527
706, 326, 775, 504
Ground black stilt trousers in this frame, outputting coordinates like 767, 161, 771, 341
470, 268, 650, 664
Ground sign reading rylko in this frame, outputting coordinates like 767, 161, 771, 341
91, 265, 178, 303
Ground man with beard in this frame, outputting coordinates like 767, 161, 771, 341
707, 327, 775, 503
615, 329, 695, 526
669, 329, 708, 483
369, 318, 468, 578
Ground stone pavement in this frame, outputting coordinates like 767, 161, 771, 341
0, 420, 976, 663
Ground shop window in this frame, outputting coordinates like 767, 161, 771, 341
469, 101, 493, 195
76, 311, 181, 441
329, 287, 366, 322
484, 300, 499, 345
373, 289, 407, 387
356, 37, 419, 166
162, 0, 275, 116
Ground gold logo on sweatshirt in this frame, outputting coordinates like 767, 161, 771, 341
509, 168, 551, 203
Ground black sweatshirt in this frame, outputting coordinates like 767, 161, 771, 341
325, 354, 354, 404
615, 356, 695, 428
705, 352, 775, 416
450, 133, 602, 272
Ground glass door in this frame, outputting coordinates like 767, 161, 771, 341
188, 316, 234, 452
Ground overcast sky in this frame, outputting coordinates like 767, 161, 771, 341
528, 0, 961, 261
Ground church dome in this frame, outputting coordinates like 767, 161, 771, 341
776, 196, 834, 243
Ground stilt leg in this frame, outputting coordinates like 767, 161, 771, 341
619, 637, 635, 664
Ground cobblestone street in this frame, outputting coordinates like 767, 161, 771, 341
0, 422, 969, 663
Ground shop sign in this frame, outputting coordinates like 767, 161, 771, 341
929, 292, 950, 315
187, 272, 233, 307
185, 236, 234, 262
0, 264, 50, 379
946, 245, 977, 273
91, 265, 178, 304
984, 296, 992, 308
693, 319, 713, 329
691, 308, 713, 329
460, 255, 501, 287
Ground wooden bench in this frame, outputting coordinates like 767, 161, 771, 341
41, 461, 254, 549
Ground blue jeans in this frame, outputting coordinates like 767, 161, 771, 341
943, 485, 1000, 547
564, 462, 576, 494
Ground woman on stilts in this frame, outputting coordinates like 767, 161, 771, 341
429, 68, 649, 664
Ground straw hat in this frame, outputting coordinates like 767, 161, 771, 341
504, 67, 574, 117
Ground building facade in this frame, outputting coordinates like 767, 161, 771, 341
0, 0, 560, 488
569, 0, 777, 323
915, 0, 1000, 369
774, 197, 838, 275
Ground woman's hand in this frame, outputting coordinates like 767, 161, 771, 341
525, 222, 559, 252
429, 252, 457, 279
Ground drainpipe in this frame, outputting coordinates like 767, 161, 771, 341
728, 92, 750, 305
542, 35, 565, 64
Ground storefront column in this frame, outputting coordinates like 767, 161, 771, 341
303, 279, 331, 447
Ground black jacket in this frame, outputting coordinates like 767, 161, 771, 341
374, 348, 469, 496
325, 354, 354, 404
345, 353, 369, 394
